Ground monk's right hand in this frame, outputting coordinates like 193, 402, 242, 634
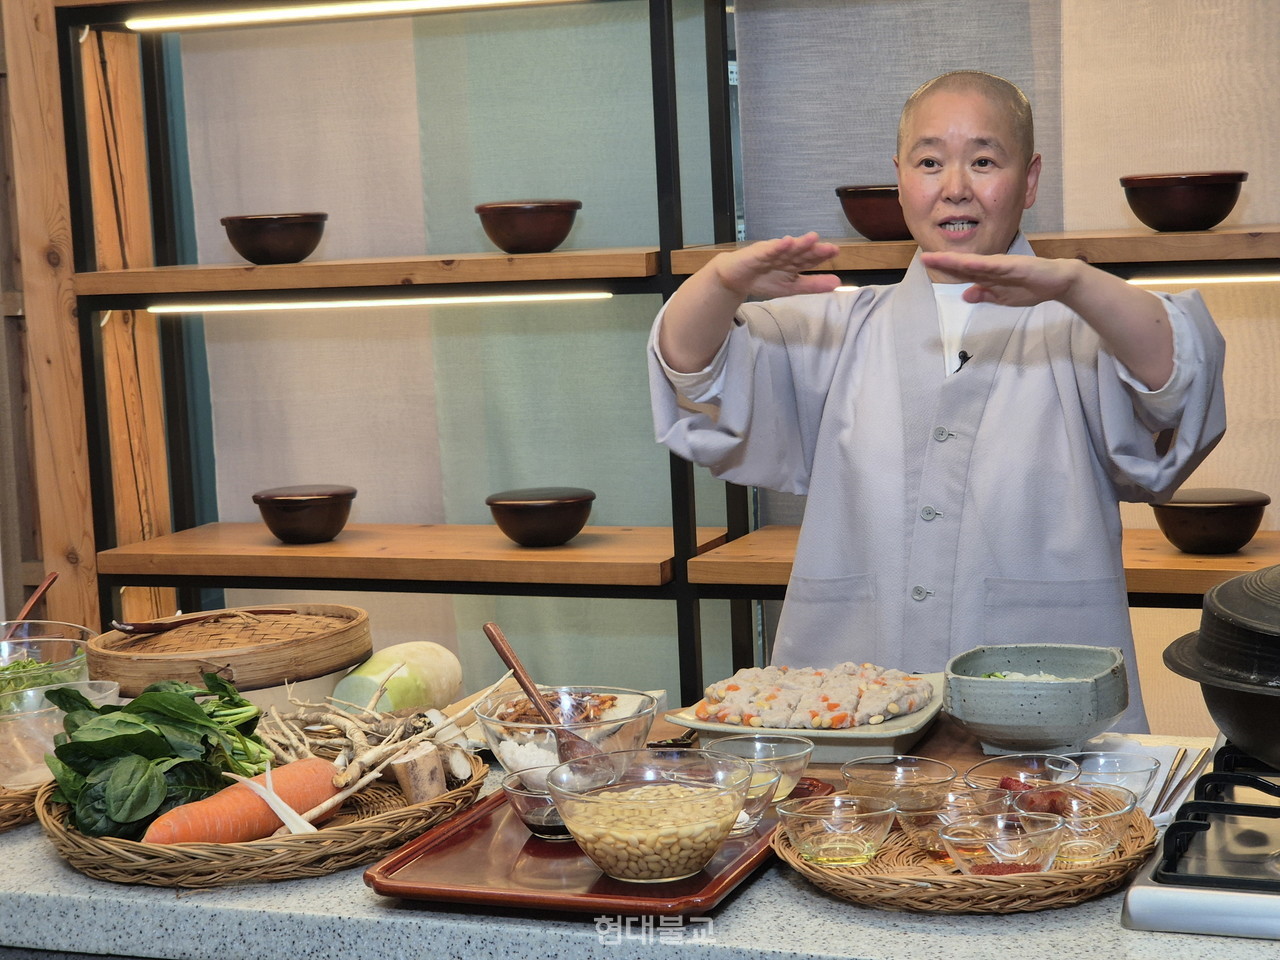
713, 232, 842, 300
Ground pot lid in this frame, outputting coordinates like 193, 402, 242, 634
1204, 563, 1280, 637
1164, 564, 1280, 691
485, 486, 596, 506
252, 484, 357, 502
1163, 486, 1270, 508
835, 185, 898, 197
1119, 171, 1248, 186
1163, 630, 1280, 695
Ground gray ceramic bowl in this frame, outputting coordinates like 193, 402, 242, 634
943, 644, 1128, 755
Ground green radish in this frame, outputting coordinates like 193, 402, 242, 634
331, 641, 463, 712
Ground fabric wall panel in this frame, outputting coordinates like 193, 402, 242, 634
734, 0, 1063, 241
1061, 0, 1280, 230
181, 18, 461, 665
176, 10, 728, 695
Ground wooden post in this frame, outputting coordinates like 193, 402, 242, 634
79, 28, 176, 622
1, 0, 98, 628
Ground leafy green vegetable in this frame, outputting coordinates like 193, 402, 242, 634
43, 673, 271, 839
0, 651, 87, 701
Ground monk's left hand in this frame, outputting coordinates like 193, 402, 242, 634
920, 251, 1078, 307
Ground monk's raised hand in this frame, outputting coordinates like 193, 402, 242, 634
716, 232, 842, 300
920, 251, 1076, 307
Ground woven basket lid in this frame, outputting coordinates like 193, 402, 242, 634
87, 604, 371, 696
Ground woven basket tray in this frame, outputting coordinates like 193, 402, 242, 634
87, 604, 372, 696
0, 784, 39, 833
771, 811, 1157, 914
34, 753, 487, 888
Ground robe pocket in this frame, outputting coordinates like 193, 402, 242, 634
982, 575, 1129, 646
778, 574, 879, 654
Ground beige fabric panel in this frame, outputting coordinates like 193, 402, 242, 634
1064, 0, 1279, 739
1060, 0, 1280, 230
178, 19, 458, 654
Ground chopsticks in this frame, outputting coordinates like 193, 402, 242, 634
1148, 747, 1185, 815
1152, 746, 1212, 817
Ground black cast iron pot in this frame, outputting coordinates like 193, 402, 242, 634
1164, 563, 1280, 768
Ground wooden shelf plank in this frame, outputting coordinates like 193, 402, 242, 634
685, 525, 799, 586
97, 523, 728, 587
687, 525, 1280, 596
73, 248, 660, 297
671, 224, 1280, 275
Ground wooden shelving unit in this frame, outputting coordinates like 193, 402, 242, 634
6, 0, 733, 704
99, 523, 727, 588
9, 0, 1274, 697
671, 224, 1280, 275
688, 525, 1280, 599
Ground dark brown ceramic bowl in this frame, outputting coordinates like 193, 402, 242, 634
221, 212, 328, 265
835, 185, 912, 242
485, 487, 595, 547
252, 484, 356, 544
1119, 172, 1247, 232
474, 200, 582, 254
1152, 487, 1269, 554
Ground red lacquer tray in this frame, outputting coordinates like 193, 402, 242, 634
363, 777, 833, 916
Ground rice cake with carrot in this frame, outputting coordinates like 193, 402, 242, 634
694, 662, 934, 729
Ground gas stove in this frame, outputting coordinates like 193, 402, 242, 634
1123, 742, 1280, 939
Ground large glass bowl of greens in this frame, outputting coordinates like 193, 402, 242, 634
0, 679, 121, 789
0, 623, 94, 698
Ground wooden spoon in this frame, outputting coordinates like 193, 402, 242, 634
109, 608, 295, 636
3, 572, 59, 640
482, 621, 601, 762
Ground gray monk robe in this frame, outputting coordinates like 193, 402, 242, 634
649, 235, 1226, 731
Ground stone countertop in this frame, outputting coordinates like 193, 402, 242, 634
0, 724, 1267, 960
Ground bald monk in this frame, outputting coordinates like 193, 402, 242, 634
648, 70, 1226, 732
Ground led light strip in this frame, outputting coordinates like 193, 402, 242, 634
1126, 275, 1280, 286
145, 291, 612, 314
125, 0, 592, 31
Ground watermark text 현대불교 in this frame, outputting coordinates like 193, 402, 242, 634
595, 915, 715, 945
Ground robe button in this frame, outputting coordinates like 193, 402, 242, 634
932, 426, 954, 442
911, 585, 932, 601
920, 505, 940, 521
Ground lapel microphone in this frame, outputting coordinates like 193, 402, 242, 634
957, 350, 972, 370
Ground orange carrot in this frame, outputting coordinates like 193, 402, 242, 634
142, 757, 342, 845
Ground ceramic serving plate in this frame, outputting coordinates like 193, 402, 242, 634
666, 672, 946, 762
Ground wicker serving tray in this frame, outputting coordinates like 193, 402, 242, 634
34, 753, 487, 888
0, 784, 39, 833
771, 811, 1157, 914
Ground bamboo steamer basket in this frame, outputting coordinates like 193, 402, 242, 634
86, 604, 371, 696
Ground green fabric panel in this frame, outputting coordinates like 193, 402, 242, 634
414, 3, 730, 694
431, 296, 730, 693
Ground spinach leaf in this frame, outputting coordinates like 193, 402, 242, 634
104, 755, 168, 823
45, 754, 86, 805
139, 717, 210, 760
157, 759, 229, 807
52, 714, 172, 773
73, 761, 149, 839
125, 690, 219, 729
42, 686, 97, 715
